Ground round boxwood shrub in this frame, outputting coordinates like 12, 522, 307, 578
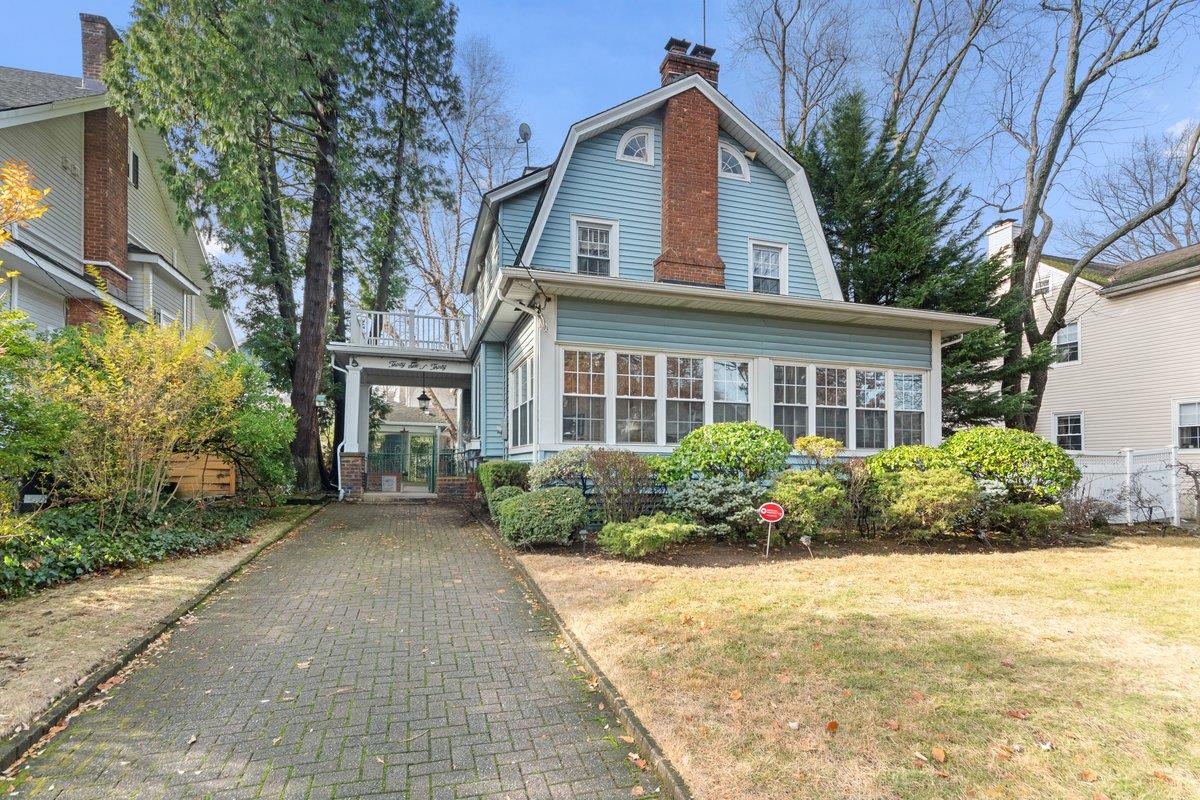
865, 444, 959, 477
487, 485, 526, 519
659, 422, 791, 483
941, 427, 1081, 502
477, 460, 530, 505
528, 447, 591, 489
768, 469, 845, 539
879, 468, 980, 537
597, 513, 697, 558
495, 487, 586, 549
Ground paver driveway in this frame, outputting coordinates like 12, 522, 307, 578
11, 503, 657, 799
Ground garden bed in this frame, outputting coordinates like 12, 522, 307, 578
520, 532, 1200, 799
0, 503, 320, 749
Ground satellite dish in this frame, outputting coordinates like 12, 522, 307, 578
517, 122, 532, 143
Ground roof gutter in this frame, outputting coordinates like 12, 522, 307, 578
1098, 264, 1200, 297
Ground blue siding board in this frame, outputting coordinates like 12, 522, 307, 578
717, 132, 820, 298
479, 342, 507, 457
532, 115, 662, 279
498, 188, 539, 266
555, 297, 931, 369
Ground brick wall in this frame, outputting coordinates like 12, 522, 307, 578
436, 476, 473, 500
340, 452, 365, 500
66, 298, 105, 326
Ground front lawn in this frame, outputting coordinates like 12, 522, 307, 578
522, 535, 1200, 799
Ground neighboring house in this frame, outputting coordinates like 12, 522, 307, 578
0, 14, 235, 349
985, 220, 1199, 518
329, 39, 991, 498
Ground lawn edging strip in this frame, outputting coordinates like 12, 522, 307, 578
465, 502, 694, 800
0, 502, 326, 773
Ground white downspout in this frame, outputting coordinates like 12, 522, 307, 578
329, 355, 347, 500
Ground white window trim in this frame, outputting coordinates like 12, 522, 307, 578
747, 238, 789, 296
1051, 319, 1081, 367
718, 143, 750, 182
614, 351, 660, 444
509, 357, 534, 451
615, 126, 655, 166
1175, 399, 1200, 449
1052, 411, 1084, 452
559, 348, 608, 444
569, 215, 620, 277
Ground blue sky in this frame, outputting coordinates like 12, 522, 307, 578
10, 0, 1200, 254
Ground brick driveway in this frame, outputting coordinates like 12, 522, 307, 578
12, 504, 657, 799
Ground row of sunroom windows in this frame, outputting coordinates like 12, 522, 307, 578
508, 349, 927, 451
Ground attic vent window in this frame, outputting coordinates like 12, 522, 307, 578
617, 127, 654, 166
719, 144, 748, 180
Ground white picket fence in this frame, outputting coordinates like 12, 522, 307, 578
1070, 447, 1185, 525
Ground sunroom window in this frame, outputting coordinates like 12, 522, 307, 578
773, 364, 807, 443
562, 350, 605, 442
616, 353, 656, 443
751, 243, 782, 295
814, 367, 848, 445
666, 356, 704, 443
855, 369, 887, 449
509, 358, 533, 448
893, 372, 925, 445
712, 359, 750, 422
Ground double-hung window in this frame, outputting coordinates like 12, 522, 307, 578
1054, 321, 1080, 363
1178, 402, 1200, 449
855, 369, 887, 449
562, 350, 605, 442
616, 353, 656, 443
666, 356, 704, 443
713, 360, 750, 422
773, 364, 807, 443
573, 219, 615, 276
893, 373, 925, 445
751, 243, 783, 295
814, 367, 848, 445
509, 358, 533, 448
1054, 413, 1083, 451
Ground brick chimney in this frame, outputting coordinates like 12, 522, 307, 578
78, 13, 129, 311
653, 39, 725, 288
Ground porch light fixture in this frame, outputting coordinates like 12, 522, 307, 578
417, 390, 431, 414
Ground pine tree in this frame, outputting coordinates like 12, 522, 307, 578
797, 92, 1032, 431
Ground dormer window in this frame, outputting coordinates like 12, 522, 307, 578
616, 126, 654, 166
719, 144, 748, 180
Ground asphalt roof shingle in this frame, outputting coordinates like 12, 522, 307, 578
0, 66, 105, 112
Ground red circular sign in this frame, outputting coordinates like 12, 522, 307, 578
757, 502, 785, 523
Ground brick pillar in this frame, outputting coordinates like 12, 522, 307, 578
80, 14, 129, 300
340, 452, 365, 500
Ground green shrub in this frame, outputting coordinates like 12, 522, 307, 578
865, 445, 958, 477
528, 448, 591, 489
587, 448, 657, 523
487, 485, 526, 517
1, 501, 265, 599
495, 487, 586, 549
880, 468, 979, 537
596, 513, 697, 558
477, 460, 530, 505
659, 422, 791, 483
666, 476, 770, 539
941, 427, 1081, 502
792, 435, 844, 469
986, 502, 1064, 538
768, 469, 845, 539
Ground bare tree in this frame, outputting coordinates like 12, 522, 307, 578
991, 0, 1200, 430
730, 0, 854, 146
1067, 123, 1200, 261
878, 0, 1003, 157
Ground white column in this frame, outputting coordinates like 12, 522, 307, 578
357, 383, 372, 455
751, 357, 773, 429
929, 329, 943, 445
343, 365, 362, 452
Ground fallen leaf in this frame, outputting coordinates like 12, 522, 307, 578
826, 720, 839, 733
775, 673, 792, 684
931, 746, 947, 763
841, 689, 853, 698
729, 690, 743, 701
375, 757, 384, 765
910, 691, 926, 702
1151, 771, 1173, 784
993, 744, 1015, 760
787, 720, 800, 730
1079, 770, 1099, 782
935, 769, 950, 779
883, 719, 900, 731
1005, 709, 1031, 720
1091, 793, 1110, 800
619, 735, 635, 745
631, 787, 646, 797
186, 734, 198, 745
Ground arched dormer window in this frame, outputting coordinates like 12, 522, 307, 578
718, 143, 749, 181
616, 126, 654, 166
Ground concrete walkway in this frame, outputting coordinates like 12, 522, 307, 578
11, 504, 657, 799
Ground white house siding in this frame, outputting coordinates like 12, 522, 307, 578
0, 116, 85, 264
152, 276, 184, 324
127, 129, 182, 261
13, 278, 66, 331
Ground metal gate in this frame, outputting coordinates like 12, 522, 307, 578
366, 433, 438, 493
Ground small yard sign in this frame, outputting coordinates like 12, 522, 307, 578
757, 502, 785, 558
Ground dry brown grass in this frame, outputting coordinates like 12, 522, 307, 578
522, 536, 1200, 800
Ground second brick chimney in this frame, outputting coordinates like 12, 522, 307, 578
653, 38, 724, 288
78, 13, 129, 310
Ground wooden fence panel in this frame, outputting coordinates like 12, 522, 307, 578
169, 454, 237, 497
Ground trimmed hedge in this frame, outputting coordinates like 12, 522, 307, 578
477, 460, 529, 505
768, 469, 845, 539
495, 487, 586, 549
488, 485, 526, 518
942, 427, 1080, 502
879, 468, 979, 537
597, 513, 697, 558
865, 444, 959, 477
658, 422, 791, 483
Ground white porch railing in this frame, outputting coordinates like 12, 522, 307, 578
348, 309, 472, 352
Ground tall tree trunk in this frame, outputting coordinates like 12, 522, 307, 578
331, 233, 346, 463
290, 70, 339, 491
373, 36, 411, 314
256, 123, 297, 377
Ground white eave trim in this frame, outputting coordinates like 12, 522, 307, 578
0, 93, 109, 129
461, 168, 552, 293
513, 74, 845, 302
127, 250, 203, 295
1098, 264, 1200, 297
498, 267, 995, 335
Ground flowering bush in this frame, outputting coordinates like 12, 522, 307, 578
659, 422, 791, 483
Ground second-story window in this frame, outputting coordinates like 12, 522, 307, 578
616, 127, 654, 165
1053, 321, 1080, 363
572, 217, 617, 276
1033, 275, 1050, 295
718, 144, 748, 180
751, 242, 784, 294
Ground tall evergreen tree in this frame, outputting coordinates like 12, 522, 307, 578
797, 92, 1034, 431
